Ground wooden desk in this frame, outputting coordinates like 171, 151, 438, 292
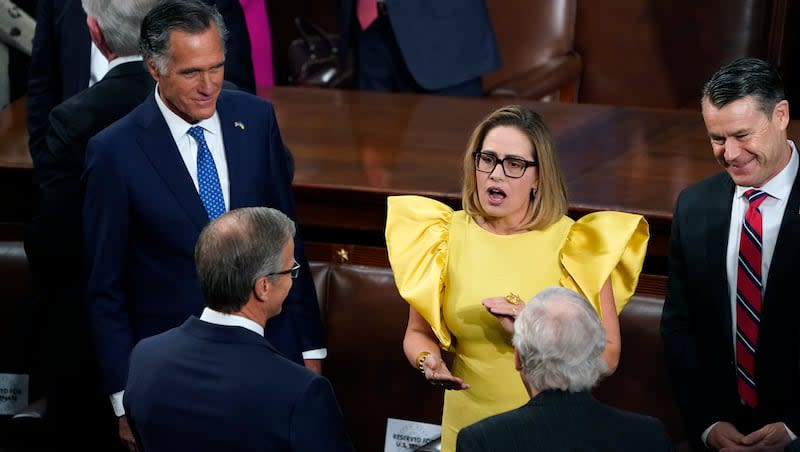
258, 86, 726, 266
0, 98, 34, 222
0, 98, 29, 169
0, 87, 769, 272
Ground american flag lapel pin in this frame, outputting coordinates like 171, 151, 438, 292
234, 121, 245, 130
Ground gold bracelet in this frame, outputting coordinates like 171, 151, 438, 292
416, 351, 432, 374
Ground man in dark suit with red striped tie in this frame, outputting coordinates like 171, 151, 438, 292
661, 57, 800, 452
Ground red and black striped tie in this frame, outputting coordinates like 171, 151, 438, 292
736, 189, 769, 408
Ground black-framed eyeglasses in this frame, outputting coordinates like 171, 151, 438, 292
266, 260, 301, 279
473, 151, 537, 179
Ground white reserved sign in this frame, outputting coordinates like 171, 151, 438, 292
0, 373, 28, 415
384, 417, 441, 452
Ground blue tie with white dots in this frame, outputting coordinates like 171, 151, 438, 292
187, 126, 226, 220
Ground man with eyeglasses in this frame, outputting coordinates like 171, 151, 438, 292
124, 207, 354, 452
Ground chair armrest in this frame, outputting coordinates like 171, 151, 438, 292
484, 52, 582, 102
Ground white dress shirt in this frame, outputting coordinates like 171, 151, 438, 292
153, 85, 231, 209
89, 42, 109, 87
200, 307, 264, 335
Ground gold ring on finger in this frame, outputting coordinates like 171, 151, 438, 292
505, 292, 522, 305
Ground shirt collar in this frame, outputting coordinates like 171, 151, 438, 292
734, 139, 798, 201
106, 55, 143, 73
153, 83, 222, 143
199, 307, 264, 336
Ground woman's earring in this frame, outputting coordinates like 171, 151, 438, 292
531, 188, 538, 198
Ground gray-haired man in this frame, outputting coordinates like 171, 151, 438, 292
457, 286, 673, 452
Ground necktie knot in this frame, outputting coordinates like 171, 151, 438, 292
188, 126, 205, 142
744, 189, 768, 209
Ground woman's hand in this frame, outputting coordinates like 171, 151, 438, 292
482, 294, 524, 333
420, 354, 470, 391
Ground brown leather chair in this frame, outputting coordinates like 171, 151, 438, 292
574, 0, 789, 109
483, 0, 581, 102
0, 230, 34, 380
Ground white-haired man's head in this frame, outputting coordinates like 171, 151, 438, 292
512, 286, 607, 394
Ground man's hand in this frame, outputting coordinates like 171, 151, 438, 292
708, 422, 745, 450
118, 415, 137, 452
719, 422, 792, 452
304, 358, 323, 374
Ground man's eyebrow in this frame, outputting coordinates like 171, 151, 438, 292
177, 67, 201, 75
176, 61, 225, 75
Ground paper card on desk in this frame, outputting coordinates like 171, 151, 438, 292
0, 373, 28, 415
384, 418, 441, 452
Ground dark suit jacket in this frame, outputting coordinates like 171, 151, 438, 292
27, 61, 154, 277
124, 317, 353, 452
661, 166, 800, 450
25, 61, 154, 371
456, 390, 673, 452
26, 0, 255, 167
82, 89, 324, 395
338, 0, 500, 91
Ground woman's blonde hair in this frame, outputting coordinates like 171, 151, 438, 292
462, 105, 567, 230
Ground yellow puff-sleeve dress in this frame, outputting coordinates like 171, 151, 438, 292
385, 195, 649, 452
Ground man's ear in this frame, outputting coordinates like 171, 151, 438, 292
145, 56, 161, 81
773, 99, 790, 130
253, 276, 270, 302
514, 348, 522, 372
86, 16, 115, 61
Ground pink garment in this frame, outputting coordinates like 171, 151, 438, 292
357, 0, 378, 30
238, 0, 274, 87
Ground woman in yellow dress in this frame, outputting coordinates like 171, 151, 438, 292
385, 105, 649, 451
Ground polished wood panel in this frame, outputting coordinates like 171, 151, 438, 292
257, 86, 728, 262
8, 87, 799, 270
0, 98, 29, 169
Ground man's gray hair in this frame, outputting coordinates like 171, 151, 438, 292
81, 0, 160, 56
195, 207, 296, 313
512, 286, 607, 392
138, 0, 228, 75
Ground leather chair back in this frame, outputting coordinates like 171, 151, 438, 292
574, 0, 786, 109
592, 294, 686, 445
0, 239, 33, 376
483, 0, 580, 101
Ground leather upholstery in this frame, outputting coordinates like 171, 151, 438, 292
593, 294, 686, 448
574, 0, 781, 109
0, 239, 33, 377
483, 0, 581, 102
0, 239, 686, 450
311, 263, 445, 452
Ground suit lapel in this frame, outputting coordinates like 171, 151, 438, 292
763, 163, 800, 309
216, 93, 250, 209
136, 96, 209, 230
706, 175, 736, 340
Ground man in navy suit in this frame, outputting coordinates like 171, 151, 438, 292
82, 1, 325, 450
125, 207, 353, 452
457, 287, 673, 452
338, 0, 500, 96
662, 58, 800, 452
